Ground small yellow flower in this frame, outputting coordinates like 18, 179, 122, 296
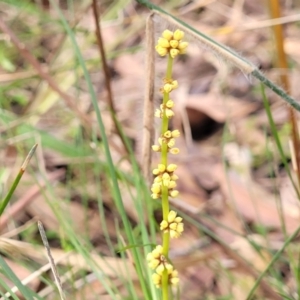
173, 29, 184, 41
171, 174, 179, 181
163, 83, 173, 93
178, 41, 188, 50
152, 145, 161, 152
169, 40, 179, 48
170, 148, 180, 154
163, 130, 172, 138
162, 29, 173, 41
171, 80, 178, 89
170, 49, 180, 58
166, 100, 174, 108
160, 220, 168, 230
171, 130, 180, 138
157, 37, 170, 48
167, 139, 175, 148
152, 273, 161, 288
155, 45, 168, 56
155, 109, 162, 118
169, 190, 179, 198
167, 180, 177, 189
169, 269, 179, 286
167, 164, 177, 173
151, 183, 161, 194
165, 109, 174, 118
167, 210, 177, 222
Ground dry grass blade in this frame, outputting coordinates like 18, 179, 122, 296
141, 13, 155, 184
38, 221, 66, 300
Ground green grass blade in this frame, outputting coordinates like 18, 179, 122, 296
260, 83, 300, 198
0, 255, 43, 300
0, 144, 37, 216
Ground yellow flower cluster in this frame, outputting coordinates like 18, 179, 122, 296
160, 210, 184, 238
147, 245, 179, 288
150, 163, 179, 199
155, 29, 188, 58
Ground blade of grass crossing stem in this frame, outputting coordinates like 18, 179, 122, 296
260, 84, 300, 198
49, 2, 152, 298
0, 144, 37, 216
246, 224, 300, 299
135, 0, 300, 113
0, 255, 43, 300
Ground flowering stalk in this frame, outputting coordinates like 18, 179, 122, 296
147, 29, 188, 299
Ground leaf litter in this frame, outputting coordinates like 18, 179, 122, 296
1, 0, 300, 299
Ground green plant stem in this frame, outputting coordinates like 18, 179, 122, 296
162, 269, 169, 300
161, 54, 174, 300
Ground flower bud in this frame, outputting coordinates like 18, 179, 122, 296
162, 29, 173, 41
173, 29, 184, 40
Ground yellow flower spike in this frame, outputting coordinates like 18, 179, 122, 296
173, 29, 184, 40
155, 45, 168, 56
169, 40, 179, 48
157, 37, 170, 48
167, 164, 177, 172
162, 29, 173, 40
170, 148, 180, 154
163, 130, 172, 138
151, 29, 187, 294
165, 109, 175, 118
170, 48, 180, 58
167, 210, 177, 222
170, 190, 179, 198
171, 129, 180, 138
